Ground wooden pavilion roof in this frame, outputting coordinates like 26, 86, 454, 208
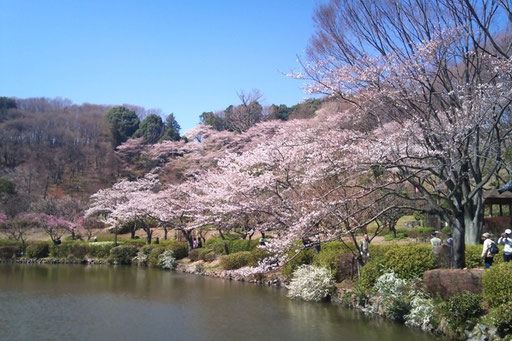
483, 189, 512, 205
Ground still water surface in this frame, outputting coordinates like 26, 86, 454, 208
0, 264, 437, 341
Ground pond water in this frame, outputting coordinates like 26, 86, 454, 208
0, 264, 438, 341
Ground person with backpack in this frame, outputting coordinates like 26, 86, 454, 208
481, 232, 498, 269
498, 228, 512, 262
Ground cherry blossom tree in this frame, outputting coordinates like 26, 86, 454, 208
294, 0, 512, 268
85, 174, 160, 245
144, 183, 200, 249
23, 212, 73, 243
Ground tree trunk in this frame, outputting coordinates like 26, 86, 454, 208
181, 229, 194, 249
452, 213, 466, 269
164, 227, 168, 240
464, 194, 484, 245
145, 228, 152, 244
390, 224, 397, 238
130, 228, 136, 239
218, 229, 230, 255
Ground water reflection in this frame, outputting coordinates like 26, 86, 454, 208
0, 264, 439, 341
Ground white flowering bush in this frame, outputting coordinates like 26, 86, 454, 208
373, 272, 415, 321
133, 249, 149, 266
287, 264, 335, 302
158, 250, 176, 270
405, 296, 435, 331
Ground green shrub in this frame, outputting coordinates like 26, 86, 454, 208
406, 227, 435, 240
313, 241, 354, 281
25, 243, 50, 258
0, 239, 22, 247
368, 244, 394, 259
358, 244, 436, 290
0, 246, 19, 258
465, 244, 503, 269
441, 225, 451, 234
228, 239, 259, 253
442, 291, 482, 328
132, 245, 160, 266
465, 245, 484, 268
359, 260, 382, 290
482, 262, 512, 308
384, 232, 406, 241
199, 249, 216, 262
108, 245, 139, 265
381, 244, 437, 279
358, 244, 400, 290
188, 248, 202, 261
374, 272, 415, 322
204, 236, 232, 254
50, 242, 88, 259
490, 302, 512, 338
219, 251, 254, 270
250, 247, 268, 264
204, 236, 258, 255
118, 238, 146, 247
283, 249, 315, 279
148, 247, 165, 267
86, 242, 115, 259
165, 241, 188, 259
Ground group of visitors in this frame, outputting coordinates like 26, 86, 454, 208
429, 231, 453, 247
192, 237, 203, 249
428, 228, 511, 269
481, 228, 512, 268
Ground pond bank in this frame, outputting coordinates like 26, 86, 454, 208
0, 256, 502, 340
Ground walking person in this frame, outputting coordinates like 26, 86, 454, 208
481, 232, 498, 269
498, 228, 512, 262
445, 233, 454, 268
430, 231, 441, 248
359, 234, 370, 264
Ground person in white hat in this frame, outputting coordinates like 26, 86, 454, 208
498, 228, 512, 262
481, 232, 498, 268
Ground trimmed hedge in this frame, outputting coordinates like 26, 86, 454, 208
50, 243, 88, 259
165, 241, 188, 260
188, 248, 202, 261
219, 251, 254, 270
405, 227, 435, 240
25, 243, 50, 258
482, 262, 512, 308
204, 236, 259, 255
199, 248, 216, 262
108, 245, 139, 265
0, 246, 19, 258
381, 244, 437, 279
359, 244, 437, 289
219, 248, 269, 270
465, 244, 504, 269
86, 242, 116, 259
0, 239, 22, 248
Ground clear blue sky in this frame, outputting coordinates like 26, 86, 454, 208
0, 0, 320, 132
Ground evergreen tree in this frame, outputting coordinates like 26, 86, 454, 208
134, 114, 165, 144
104, 106, 140, 146
160, 113, 181, 141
